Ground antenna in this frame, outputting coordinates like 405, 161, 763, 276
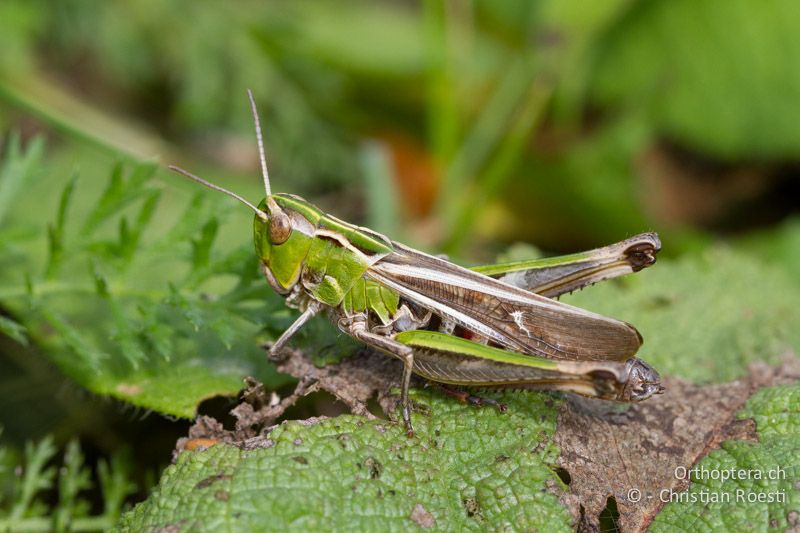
247, 89, 272, 197
168, 165, 267, 221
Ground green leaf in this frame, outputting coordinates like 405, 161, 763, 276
80, 162, 157, 236
651, 383, 800, 531
591, 0, 800, 159
89, 259, 110, 297
116, 188, 161, 267
359, 140, 400, 238
45, 174, 78, 278
562, 246, 800, 383
38, 308, 110, 373
117, 390, 573, 531
0, 153, 293, 419
0, 315, 28, 346
164, 285, 205, 332
0, 133, 44, 225
53, 440, 92, 532
108, 299, 147, 370
0, 434, 139, 531
97, 450, 137, 525
8, 436, 57, 522
161, 192, 212, 244
493, 242, 543, 264
101, 363, 255, 425
190, 218, 220, 271
737, 216, 800, 284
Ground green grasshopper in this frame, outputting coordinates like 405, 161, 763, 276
170, 91, 663, 436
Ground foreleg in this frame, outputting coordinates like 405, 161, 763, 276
269, 301, 321, 361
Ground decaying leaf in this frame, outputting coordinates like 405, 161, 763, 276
158, 347, 800, 532
555, 358, 800, 531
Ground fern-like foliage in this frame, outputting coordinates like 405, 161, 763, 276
0, 134, 301, 417
0, 428, 137, 532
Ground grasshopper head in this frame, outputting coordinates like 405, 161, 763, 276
171, 90, 316, 295
621, 358, 664, 401
253, 196, 315, 294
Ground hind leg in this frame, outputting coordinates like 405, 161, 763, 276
428, 382, 508, 412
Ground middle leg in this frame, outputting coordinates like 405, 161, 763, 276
341, 315, 418, 437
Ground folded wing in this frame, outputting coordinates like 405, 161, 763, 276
367, 243, 642, 362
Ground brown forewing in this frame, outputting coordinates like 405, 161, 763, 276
368, 243, 642, 362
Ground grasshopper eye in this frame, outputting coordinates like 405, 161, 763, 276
269, 212, 292, 244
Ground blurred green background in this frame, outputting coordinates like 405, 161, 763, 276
1, 0, 799, 527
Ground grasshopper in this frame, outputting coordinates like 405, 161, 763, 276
170, 91, 663, 436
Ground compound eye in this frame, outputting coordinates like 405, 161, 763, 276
269, 212, 292, 244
